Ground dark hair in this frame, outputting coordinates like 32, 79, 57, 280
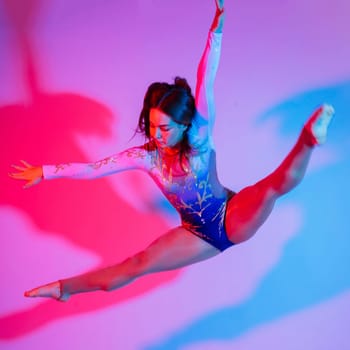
137, 77, 196, 161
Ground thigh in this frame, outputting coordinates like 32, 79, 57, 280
140, 226, 221, 274
225, 180, 277, 244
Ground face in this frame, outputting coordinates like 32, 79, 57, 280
149, 108, 187, 150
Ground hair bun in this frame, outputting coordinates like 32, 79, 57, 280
174, 76, 192, 93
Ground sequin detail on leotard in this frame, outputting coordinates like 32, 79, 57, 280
150, 149, 235, 252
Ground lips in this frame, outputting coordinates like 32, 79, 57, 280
155, 139, 165, 147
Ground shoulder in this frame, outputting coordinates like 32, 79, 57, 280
123, 144, 150, 158
116, 144, 154, 170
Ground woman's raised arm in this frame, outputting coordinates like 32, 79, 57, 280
194, 0, 225, 136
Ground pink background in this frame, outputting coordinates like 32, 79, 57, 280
1, 0, 349, 349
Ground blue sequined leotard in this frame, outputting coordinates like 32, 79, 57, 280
149, 147, 235, 252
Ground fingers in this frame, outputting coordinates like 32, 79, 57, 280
9, 161, 32, 179
211, 0, 225, 32
8, 171, 26, 180
23, 182, 33, 189
9, 161, 42, 188
23, 179, 37, 189
20, 160, 33, 168
11, 160, 32, 171
8, 169, 32, 181
9, 172, 41, 189
215, 0, 224, 11
11, 164, 26, 171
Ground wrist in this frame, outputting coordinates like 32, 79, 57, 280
211, 8, 225, 32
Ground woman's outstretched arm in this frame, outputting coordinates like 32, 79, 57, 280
9, 146, 150, 188
193, 0, 225, 144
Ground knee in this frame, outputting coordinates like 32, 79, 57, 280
241, 181, 278, 205
268, 169, 304, 195
102, 252, 150, 292
128, 251, 150, 277
123, 251, 150, 279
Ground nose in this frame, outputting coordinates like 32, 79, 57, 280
154, 127, 161, 139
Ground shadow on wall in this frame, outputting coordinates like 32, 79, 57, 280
144, 81, 350, 350
0, 0, 180, 339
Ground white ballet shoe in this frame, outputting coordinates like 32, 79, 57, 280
304, 104, 335, 146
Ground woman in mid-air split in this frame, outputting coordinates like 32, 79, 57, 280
10, 0, 334, 301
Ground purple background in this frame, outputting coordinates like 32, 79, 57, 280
1, 0, 349, 349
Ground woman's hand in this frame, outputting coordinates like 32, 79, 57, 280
215, 0, 224, 11
9, 160, 43, 188
211, 0, 225, 32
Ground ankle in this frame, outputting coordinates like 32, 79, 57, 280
57, 280, 70, 302
301, 126, 317, 147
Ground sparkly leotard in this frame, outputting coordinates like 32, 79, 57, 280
148, 145, 235, 251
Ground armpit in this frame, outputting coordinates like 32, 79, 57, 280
188, 116, 214, 151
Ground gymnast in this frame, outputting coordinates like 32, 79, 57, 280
10, 0, 334, 301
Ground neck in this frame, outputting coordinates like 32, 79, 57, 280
157, 144, 181, 157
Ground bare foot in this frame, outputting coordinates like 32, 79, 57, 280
24, 281, 69, 301
305, 104, 335, 145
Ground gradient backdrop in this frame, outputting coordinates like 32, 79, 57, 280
1, 0, 349, 349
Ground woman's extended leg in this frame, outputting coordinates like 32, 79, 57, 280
225, 104, 334, 244
25, 227, 220, 301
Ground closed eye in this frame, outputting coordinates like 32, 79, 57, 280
150, 123, 172, 132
